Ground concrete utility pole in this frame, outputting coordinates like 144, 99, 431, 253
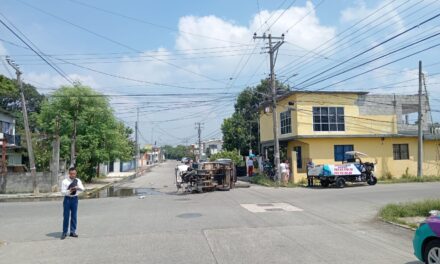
51, 116, 60, 191
417, 60, 423, 177
6, 57, 39, 194
195, 122, 203, 162
135, 107, 139, 174
253, 33, 284, 183
0, 135, 7, 193
70, 102, 78, 168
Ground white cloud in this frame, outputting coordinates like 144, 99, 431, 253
107, 2, 338, 144
341, 1, 405, 32
114, 1, 337, 88
23, 72, 99, 92
0, 42, 7, 56
250, 1, 335, 51
176, 15, 250, 52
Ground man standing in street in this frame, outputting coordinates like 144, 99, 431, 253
61, 167, 85, 240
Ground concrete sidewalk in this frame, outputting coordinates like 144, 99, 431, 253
0, 164, 155, 202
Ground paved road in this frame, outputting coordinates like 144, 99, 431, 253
1, 161, 439, 264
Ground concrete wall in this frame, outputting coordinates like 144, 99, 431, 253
0, 172, 63, 194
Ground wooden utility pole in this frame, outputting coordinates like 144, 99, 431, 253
253, 33, 284, 183
6, 57, 39, 194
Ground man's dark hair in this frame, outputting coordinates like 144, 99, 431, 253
69, 167, 76, 172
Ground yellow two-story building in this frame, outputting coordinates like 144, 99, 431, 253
259, 91, 440, 182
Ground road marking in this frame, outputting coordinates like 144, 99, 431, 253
240, 203, 303, 213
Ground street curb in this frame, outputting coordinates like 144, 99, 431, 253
0, 165, 156, 202
378, 217, 417, 231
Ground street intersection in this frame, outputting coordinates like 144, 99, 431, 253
1, 161, 438, 264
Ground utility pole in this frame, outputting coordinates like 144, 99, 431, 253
51, 115, 60, 192
6, 57, 39, 194
0, 135, 7, 193
253, 33, 284, 183
417, 60, 423, 177
135, 107, 139, 174
70, 100, 79, 168
195, 122, 203, 162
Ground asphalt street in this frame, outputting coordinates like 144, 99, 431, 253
1, 161, 439, 264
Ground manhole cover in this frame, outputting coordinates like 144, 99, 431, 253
177, 213, 202, 218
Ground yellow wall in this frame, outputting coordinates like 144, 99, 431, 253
260, 92, 439, 182
259, 92, 398, 142
287, 137, 440, 182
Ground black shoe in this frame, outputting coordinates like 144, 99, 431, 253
70, 233, 78, 238
61, 233, 67, 240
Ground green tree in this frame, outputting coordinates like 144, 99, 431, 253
38, 85, 134, 181
0, 75, 45, 131
221, 79, 288, 155
162, 144, 193, 160
0, 75, 46, 170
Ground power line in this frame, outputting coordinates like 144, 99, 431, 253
67, 0, 248, 46
295, 11, 440, 88
299, 41, 440, 93
17, 0, 229, 85
278, 0, 418, 78
284, 0, 325, 35
289, 1, 439, 85
298, 30, 440, 89
277, 0, 403, 75
0, 15, 74, 84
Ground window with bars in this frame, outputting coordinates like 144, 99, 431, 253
393, 144, 409, 160
313, 107, 345, 132
334, 145, 354, 161
280, 111, 291, 134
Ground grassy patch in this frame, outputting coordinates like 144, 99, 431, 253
378, 175, 440, 184
250, 174, 299, 188
379, 199, 440, 229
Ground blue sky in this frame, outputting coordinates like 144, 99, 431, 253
1, 0, 439, 146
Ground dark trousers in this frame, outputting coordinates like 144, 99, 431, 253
248, 166, 254, 177
307, 176, 314, 187
63, 196, 78, 234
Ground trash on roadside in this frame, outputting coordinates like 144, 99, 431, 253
138, 195, 146, 199
429, 210, 439, 216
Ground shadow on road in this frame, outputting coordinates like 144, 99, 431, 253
302, 183, 375, 190
46, 232, 63, 239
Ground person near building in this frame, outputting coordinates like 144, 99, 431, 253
285, 159, 291, 184
279, 160, 289, 185
247, 157, 254, 177
306, 158, 315, 187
